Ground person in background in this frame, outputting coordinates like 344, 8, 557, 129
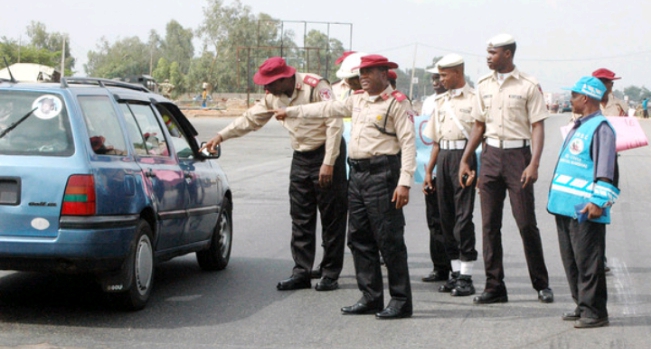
420, 68, 451, 283
591, 68, 627, 117
424, 53, 478, 297
642, 97, 649, 118
547, 76, 619, 329
311, 51, 366, 280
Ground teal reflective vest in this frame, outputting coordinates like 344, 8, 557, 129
547, 115, 619, 224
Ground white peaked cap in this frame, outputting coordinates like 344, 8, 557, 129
436, 53, 464, 69
336, 52, 368, 79
487, 33, 516, 48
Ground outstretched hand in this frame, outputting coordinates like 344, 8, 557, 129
199, 134, 223, 153
274, 108, 287, 121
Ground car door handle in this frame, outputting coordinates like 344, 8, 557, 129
145, 168, 156, 178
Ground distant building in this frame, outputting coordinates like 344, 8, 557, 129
0, 63, 61, 82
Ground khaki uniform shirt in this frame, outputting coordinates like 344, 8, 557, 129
218, 73, 342, 165
600, 93, 628, 116
426, 84, 475, 142
472, 67, 549, 140
332, 80, 352, 102
286, 85, 417, 188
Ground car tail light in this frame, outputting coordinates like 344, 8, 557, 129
61, 175, 96, 216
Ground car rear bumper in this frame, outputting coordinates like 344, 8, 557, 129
0, 214, 139, 273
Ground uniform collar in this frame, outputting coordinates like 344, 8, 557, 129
447, 83, 470, 99
365, 85, 394, 102
492, 66, 521, 82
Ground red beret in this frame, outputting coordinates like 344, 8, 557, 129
335, 51, 356, 65
253, 57, 296, 85
592, 68, 621, 81
352, 54, 399, 70
388, 70, 398, 80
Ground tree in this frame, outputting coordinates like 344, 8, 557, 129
169, 61, 182, 97
160, 20, 194, 74
26, 21, 75, 74
152, 57, 170, 82
196, 0, 257, 92
303, 29, 344, 82
85, 36, 151, 78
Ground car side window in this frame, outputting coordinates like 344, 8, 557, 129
121, 102, 170, 157
156, 105, 194, 159
78, 96, 127, 155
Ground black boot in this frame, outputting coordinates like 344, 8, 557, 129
451, 275, 475, 296
438, 271, 459, 293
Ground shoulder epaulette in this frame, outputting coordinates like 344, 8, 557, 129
303, 75, 322, 87
391, 90, 408, 102
518, 71, 540, 86
477, 73, 493, 84
354, 89, 365, 94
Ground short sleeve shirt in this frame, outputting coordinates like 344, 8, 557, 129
472, 67, 549, 140
427, 84, 475, 142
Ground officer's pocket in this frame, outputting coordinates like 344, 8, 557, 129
508, 98, 526, 119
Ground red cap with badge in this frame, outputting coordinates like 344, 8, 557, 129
253, 57, 297, 85
335, 51, 356, 65
352, 54, 399, 70
592, 68, 621, 81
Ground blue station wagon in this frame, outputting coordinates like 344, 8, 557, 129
0, 77, 233, 310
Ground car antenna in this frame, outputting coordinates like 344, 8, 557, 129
2, 57, 17, 83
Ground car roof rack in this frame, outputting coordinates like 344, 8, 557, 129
60, 77, 150, 93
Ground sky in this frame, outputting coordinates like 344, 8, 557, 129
3, 0, 651, 95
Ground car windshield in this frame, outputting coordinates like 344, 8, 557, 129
0, 90, 74, 156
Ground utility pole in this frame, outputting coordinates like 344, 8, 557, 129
409, 43, 418, 100
60, 36, 66, 79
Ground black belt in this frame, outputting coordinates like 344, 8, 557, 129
347, 154, 400, 173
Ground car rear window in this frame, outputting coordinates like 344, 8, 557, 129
78, 96, 128, 155
0, 91, 74, 156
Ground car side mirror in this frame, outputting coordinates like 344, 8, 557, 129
200, 141, 221, 159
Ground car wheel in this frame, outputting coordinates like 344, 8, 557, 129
197, 198, 232, 271
114, 219, 155, 311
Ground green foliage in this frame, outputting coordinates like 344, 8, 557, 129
152, 57, 170, 82
161, 20, 194, 74
169, 61, 182, 96
85, 36, 151, 78
303, 29, 344, 82
26, 21, 75, 74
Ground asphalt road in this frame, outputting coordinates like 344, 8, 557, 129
1, 114, 650, 349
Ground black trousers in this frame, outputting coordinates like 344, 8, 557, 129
436, 149, 478, 262
555, 215, 608, 319
347, 155, 411, 308
289, 141, 347, 280
425, 177, 450, 272
478, 145, 549, 293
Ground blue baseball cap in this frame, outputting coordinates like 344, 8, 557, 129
562, 76, 606, 101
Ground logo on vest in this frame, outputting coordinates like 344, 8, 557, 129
569, 138, 584, 155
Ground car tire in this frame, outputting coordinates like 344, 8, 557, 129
113, 219, 155, 311
197, 198, 232, 271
